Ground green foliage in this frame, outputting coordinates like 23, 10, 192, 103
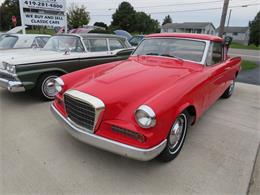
111, 1, 159, 34
111, 1, 136, 32
67, 4, 90, 28
0, 0, 20, 31
93, 22, 108, 29
230, 42, 260, 50
135, 12, 160, 34
162, 15, 172, 25
249, 11, 260, 46
241, 60, 258, 70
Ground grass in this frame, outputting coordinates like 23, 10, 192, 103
241, 60, 258, 70
230, 42, 260, 50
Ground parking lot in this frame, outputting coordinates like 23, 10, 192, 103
0, 83, 260, 195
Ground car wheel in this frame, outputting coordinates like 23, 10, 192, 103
222, 79, 235, 98
36, 73, 60, 101
159, 111, 188, 162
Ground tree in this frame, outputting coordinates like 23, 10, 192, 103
111, 1, 136, 32
67, 4, 90, 28
162, 15, 172, 25
110, 1, 159, 34
94, 22, 108, 29
135, 12, 160, 34
0, 0, 20, 31
249, 11, 260, 46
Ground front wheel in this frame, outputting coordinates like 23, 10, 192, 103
35, 73, 60, 101
158, 112, 188, 162
222, 79, 235, 98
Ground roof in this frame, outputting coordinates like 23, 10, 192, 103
162, 22, 215, 29
216, 26, 249, 33
2, 33, 50, 37
146, 33, 223, 42
56, 33, 127, 40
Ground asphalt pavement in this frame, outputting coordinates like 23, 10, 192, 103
1, 83, 259, 195
229, 48, 260, 85
229, 48, 260, 62
237, 66, 260, 85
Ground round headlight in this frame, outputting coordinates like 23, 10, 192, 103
135, 105, 156, 128
6, 64, 16, 74
54, 77, 64, 93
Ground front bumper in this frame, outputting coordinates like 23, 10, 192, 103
51, 104, 167, 161
0, 70, 25, 92
0, 78, 25, 92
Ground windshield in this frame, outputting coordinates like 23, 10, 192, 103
133, 38, 206, 63
43, 35, 84, 52
0, 35, 18, 49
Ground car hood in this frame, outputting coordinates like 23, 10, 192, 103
70, 56, 202, 108
2, 50, 81, 65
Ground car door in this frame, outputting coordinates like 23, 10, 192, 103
79, 38, 115, 68
204, 41, 230, 108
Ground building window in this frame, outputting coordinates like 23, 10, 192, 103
233, 32, 238, 36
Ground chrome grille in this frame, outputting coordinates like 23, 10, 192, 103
64, 94, 96, 131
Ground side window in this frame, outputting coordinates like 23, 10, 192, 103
109, 39, 124, 50
206, 42, 223, 66
84, 39, 108, 52
35, 37, 49, 48
31, 39, 39, 48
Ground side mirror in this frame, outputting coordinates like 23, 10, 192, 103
223, 36, 233, 48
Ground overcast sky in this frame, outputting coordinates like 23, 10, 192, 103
0, 0, 259, 27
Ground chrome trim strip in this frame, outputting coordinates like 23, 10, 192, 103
64, 90, 105, 132
51, 104, 167, 161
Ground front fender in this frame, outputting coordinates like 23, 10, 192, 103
17, 68, 67, 90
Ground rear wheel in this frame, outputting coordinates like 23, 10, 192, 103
36, 73, 60, 101
222, 79, 235, 98
159, 111, 188, 162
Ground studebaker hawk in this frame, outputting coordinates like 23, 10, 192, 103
51, 33, 241, 161
0, 33, 133, 100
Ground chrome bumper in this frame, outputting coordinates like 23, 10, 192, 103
0, 78, 25, 92
51, 104, 167, 161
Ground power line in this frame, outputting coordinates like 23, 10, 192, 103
72, 0, 256, 11
90, 0, 227, 10
90, 2, 260, 16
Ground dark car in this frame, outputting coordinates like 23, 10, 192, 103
0, 33, 133, 100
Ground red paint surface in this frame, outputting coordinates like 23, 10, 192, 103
54, 34, 241, 149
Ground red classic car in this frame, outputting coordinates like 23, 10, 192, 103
51, 33, 241, 161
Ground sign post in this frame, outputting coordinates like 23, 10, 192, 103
19, 0, 26, 34
19, 0, 67, 33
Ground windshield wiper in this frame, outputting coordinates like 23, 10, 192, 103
160, 54, 183, 61
160, 54, 177, 58
145, 52, 159, 56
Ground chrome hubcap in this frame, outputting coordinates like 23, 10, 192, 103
229, 80, 235, 95
169, 117, 185, 149
42, 76, 58, 98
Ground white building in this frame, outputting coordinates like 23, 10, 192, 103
216, 26, 250, 45
161, 22, 216, 35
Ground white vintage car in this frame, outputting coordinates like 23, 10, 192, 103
0, 34, 50, 50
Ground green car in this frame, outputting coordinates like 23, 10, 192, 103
0, 33, 133, 100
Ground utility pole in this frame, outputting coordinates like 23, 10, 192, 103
227, 9, 232, 27
218, 0, 230, 37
